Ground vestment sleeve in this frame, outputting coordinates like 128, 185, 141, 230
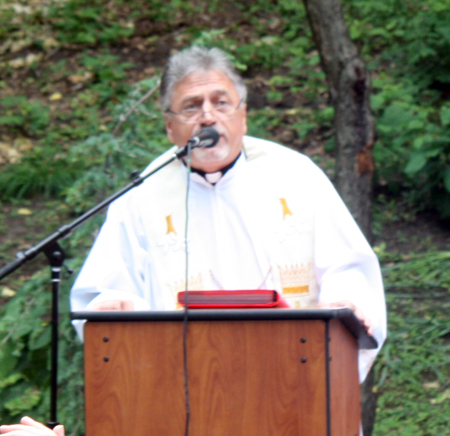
308, 160, 387, 382
70, 195, 152, 339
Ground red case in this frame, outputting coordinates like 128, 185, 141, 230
177, 290, 290, 309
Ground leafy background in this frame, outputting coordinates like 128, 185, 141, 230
0, 0, 449, 435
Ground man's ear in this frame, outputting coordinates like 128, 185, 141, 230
164, 113, 175, 143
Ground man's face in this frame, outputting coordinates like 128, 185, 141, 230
164, 70, 247, 173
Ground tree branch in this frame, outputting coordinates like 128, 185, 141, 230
112, 78, 161, 137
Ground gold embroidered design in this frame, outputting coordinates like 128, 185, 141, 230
157, 215, 184, 254
168, 273, 205, 301
283, 285, 309, 294
166, 215, 177, 234
278, 264, 310, 295
275, 198, 312, 242
280, 198, 293, 219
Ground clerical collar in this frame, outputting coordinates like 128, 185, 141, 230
188, 153, 242, 185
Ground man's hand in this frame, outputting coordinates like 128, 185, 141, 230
317, 300, 373, 336
91, 299, 134, 311
0, 416, 64, 436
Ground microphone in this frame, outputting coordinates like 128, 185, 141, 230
187, 127, 220, 149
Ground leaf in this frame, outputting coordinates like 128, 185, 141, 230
0, 341, 18, 379
440, 106, 450, 127
4, 386, 42, 414
423, 381, 440, 390
0, 373, 23, 390
29, 327, 51, 351
381, 103, 414, 130
430, 389, 450, 404
12, 322, 34, 339
405, 152, 427, 175
1, 287, 16, 297
0, 115, 24, 126
49, 92, 63, 101
443, 167, 450, 192
17, 208, 33, 215
407, 119, 426, 131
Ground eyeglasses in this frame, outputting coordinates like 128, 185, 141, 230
167, 99, 243, 124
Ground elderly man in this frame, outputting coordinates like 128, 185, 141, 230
71, 45, 386, 381
1, 45, 385, 436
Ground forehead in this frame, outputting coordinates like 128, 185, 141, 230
171, 70, 239, 105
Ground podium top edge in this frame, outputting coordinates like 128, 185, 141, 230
72, 308, 351, 321
70, 308, 378, 349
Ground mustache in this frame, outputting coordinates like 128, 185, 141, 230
193, 126, 225, 137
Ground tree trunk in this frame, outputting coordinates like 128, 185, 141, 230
302, 0, 375, 240
302, 0, 377, 434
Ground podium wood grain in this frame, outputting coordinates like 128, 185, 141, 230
329, 319, 360, 436
84, 319, 356, 436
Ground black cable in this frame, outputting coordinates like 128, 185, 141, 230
183, 142, 192, 436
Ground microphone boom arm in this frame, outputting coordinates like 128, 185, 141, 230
0, 139, 193, 428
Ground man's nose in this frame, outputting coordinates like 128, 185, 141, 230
199, 101, 217, 125
199, 110, 216, 125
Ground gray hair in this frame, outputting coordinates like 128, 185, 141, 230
160, 46, 247, 112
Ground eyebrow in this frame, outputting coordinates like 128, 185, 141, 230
180, 89, 231, 105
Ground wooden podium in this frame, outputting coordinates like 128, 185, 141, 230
72, 309, 376, 436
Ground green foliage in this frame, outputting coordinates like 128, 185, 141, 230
0, 97, 50, 136
0, 75, 163, 205
2, 0, 450, 434
0, 267, 85, 432
48, 0, 134, 45
374, 253, 450, 436
64, 77, 170, 212
79, 52, 134, 106
0, 147, 82, 200
191, 31, 289, 72
0, 49, 135, 202
141, 0, 202, 22
373, 251, 450, 435
0, 2, 44, 45
0, 77, 168, 433
343, 0, 450, 217
0, 4, 14, 42
371, 74, 450, 216
189, 1, 312, 74
375, 303, 450, 434
346, 0, 450, 89
380, 250, 450, 289
247, 107, 285, 138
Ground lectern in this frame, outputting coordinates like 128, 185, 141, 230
71, 309, 376, 436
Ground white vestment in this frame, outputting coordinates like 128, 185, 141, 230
71, 135, 386, 382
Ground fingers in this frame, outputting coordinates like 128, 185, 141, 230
91, 299, 134, 311
53, 426, 65, 436
316, 300, 373, 336
317, 300, 355, 311
0, 417, 65, 436
19, 417, 47, 430
2, 430, 35, 435
353, 307, 374, 336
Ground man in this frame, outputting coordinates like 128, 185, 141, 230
2, 45, 385, 436
71, 46, 386, 381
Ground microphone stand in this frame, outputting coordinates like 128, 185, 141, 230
0, 144, 192, 428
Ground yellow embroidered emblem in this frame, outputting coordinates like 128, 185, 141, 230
166, 215, 177, 234
157, 215, 184, 253
280, 198, 293, 219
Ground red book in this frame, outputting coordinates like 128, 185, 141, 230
177, 290, 290, 309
